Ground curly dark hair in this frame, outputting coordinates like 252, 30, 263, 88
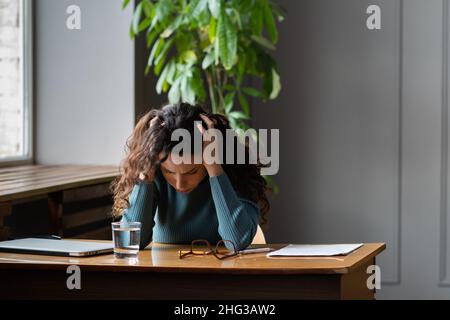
111, 102, 270, 225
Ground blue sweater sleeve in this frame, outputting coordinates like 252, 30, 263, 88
121, 181, 158, 249
209, 172, 261, 251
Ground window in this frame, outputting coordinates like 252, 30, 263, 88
0, 0, 33, 165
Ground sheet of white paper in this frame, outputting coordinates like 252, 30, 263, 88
266, 243, 363, 257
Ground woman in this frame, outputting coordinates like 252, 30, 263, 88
111, 102, 270, 251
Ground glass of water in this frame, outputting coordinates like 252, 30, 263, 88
112, 221, 141, 259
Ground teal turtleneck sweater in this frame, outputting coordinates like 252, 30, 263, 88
121, 169, 260, 251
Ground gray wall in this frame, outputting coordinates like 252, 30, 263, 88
253, 0, 450, 299
35, 0, 134, 165
32, 0, 450, 299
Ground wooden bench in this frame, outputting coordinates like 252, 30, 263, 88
0, 165, 119, 240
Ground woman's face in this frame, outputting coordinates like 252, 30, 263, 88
159, 153, 207, 194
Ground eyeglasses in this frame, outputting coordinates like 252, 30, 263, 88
178, 239, 238, 260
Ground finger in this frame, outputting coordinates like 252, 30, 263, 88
150, 116, 164, 128
150, 117, 158, 127
200, 114, 214, 128
199, 114, 215, 129
196, 121, 205, 134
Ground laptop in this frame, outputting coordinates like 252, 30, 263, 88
0, 238, 114, 257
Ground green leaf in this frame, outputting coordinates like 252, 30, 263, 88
237, 53, 246, 79
197, 7, 212, 26
208, 17, 217, 43
146, 27, 158, 48
122, 0, 131, 10
228, 111, 250, 120
263, 0, 278, 43
208, 0, 221, 19
180, 50, 198, 65
270, 1, 287, 22
232, 8, 242, 30
144, 18, 159, 47
169, 77, 182, 103
160, 15, 183, 38
202, 51, 215, 69
255, 50, 276, 78
242, 87, 264, 98
224, 84, 235, 91
217, 9, 237, 70
154, 37, 174, 75
166, 61, 177, 84
148, 15, 159, 32
142, 0, 154, 18
269, 68, 281, 99
156, 60, 172, 94
177, 63, 193, 77
250, 35, 276, 50
224, 93, 235, 113
238, 92, 250, 116
229, 117, 238, 130
156, 0, 174, 21
214, 36, 220, 65
181, 76, 196, 104
191, 68, 206, 101
132, 2, 144, 35
190, 0, 208, 19
239, 121, 251, 131
146, 38, 164, 73
129, 23, 135, 40
250, 4, 263, 35
138, 17, 152, 32
245, 47, 258, 75
223, 84, 236, 91
154, 59, 165, 76
238, 0, 253, 13
175, 33, 196, 55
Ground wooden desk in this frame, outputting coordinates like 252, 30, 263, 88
0, 242, 385, 300
0, 165, 119, 240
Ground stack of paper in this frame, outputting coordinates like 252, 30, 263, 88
267, 243, 363, 257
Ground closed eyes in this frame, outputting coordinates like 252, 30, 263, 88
163, 169, 198, 175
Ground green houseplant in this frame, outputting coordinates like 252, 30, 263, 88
123, 0, 285, 131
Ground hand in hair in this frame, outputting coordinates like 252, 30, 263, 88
197, 113, 224, 177
149, 116, 164, 128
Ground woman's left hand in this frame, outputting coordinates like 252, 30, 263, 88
197, 114, 225, 177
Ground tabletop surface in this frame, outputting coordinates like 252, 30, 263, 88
0, 165, 119, 201
0, 242, 386, 275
